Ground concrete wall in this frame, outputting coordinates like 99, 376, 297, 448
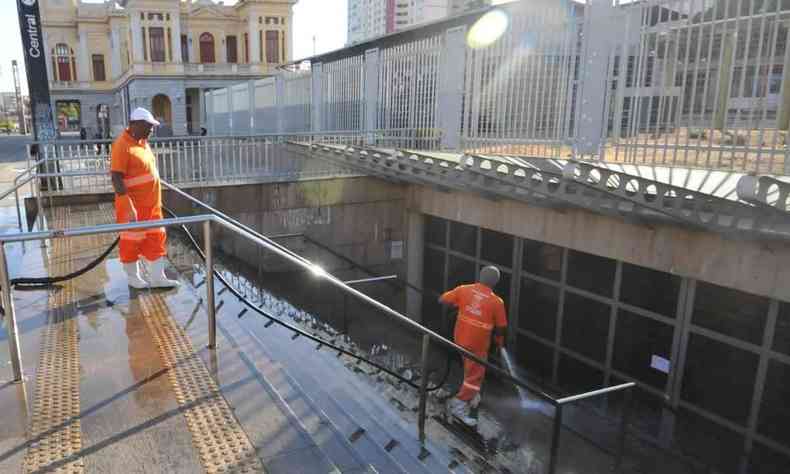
409, 185, 790, 303
165, 177, 409, 278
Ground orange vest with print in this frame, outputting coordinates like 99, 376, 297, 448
110, 130, 161, 209
441, 283, 507, 354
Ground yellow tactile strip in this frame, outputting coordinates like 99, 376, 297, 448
139, 293, 266, 474
23, 206, 84, 474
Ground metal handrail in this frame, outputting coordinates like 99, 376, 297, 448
25, 130, 395, 146
0, 170, 636, 474
26, 128, 442, 147
161, 181, 636, 473
160, 182, 557, 397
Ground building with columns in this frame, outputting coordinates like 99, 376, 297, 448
40, 0, 295, 138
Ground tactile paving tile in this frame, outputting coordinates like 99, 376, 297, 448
23, 206, 84, 474
139, 293, 266, 473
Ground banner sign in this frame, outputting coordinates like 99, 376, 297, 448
17, 0, 57, 141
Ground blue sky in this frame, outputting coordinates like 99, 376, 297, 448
0, 0, 349, 94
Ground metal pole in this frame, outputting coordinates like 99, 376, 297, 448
614, 387, 634, 474
343, 293, 348, 335
0, 243, 23, 381
548, 403, 564, 474
13, 187, 22, 231
204, 220, 216, 349
35, 174, 45, 235
418, 333, 430, 444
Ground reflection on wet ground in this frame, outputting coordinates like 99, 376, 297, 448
0, 202, 700, 474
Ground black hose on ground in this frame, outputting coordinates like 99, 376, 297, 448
162, 205, 451, 393
0, 199, 452, 393
10, 237, 120, 289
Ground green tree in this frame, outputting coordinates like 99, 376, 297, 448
0, 119, 15, 132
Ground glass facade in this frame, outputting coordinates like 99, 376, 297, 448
681, 334, 758, 425
518, 278, 558, 341
566, 249, 616, 297
561, 292, 610, 362
692, 281, 769, 345
422, 213, 790, 471
620, 262, 681, 317
613, 310, 673, 389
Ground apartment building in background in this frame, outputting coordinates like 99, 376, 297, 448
448, 0, 490, 15
347, 0, 466, 45
40, 0, 295, 137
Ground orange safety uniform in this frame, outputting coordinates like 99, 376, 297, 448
110, 129, 166, 264
440, 283, 507, 402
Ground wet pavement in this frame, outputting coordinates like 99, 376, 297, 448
0, 200, 702, 474
0, 203, 460, 473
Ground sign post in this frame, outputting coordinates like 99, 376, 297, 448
16, 0, 60, 190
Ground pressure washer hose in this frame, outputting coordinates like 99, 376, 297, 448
162, 205, 453, 393
0, 199, 453, 394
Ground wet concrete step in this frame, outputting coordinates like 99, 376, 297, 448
238, 314, 418, 474
169, 292, 355, 474
239, 310, 468, 474
280, 335, 474, 474
213, 314, 377, 474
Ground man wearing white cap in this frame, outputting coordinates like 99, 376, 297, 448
110, 107, 178, 289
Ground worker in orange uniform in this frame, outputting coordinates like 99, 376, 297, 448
110, 107, 178, 289
440, 266, 507, 427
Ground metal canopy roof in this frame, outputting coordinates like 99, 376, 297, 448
289, 142, 790, 242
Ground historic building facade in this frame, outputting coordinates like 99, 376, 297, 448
40, 0, 295, 138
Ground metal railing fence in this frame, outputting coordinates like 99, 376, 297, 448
29, 130, 441, 198
28, 134, 367, 198
0, 163, 636, 472
195, 0, 790, 175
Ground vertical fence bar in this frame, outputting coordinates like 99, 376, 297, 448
418, 333, 430, 444
548, 403, 564, 474
0, 243, 23, 381
204, 220, 217, 349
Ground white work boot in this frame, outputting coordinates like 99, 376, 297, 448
449, 396, 478, 428
448, 397, 468, 419
459, 413, 478, 428
146, 257, 179, 289
470, 392, 481, 409
123, 261, 148, 289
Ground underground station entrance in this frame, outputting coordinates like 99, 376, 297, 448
3, 142, 790, 474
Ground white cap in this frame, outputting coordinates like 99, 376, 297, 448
129, 107, 160, 126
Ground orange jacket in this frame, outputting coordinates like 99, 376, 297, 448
110, 129, 161, 210
440, 283, 507, 354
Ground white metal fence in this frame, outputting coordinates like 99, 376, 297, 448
33, 135, 362, 196
201, 1, 790, 175
600, 0, 790, 174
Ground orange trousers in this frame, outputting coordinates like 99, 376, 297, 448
115, 200, 167, 264
456, 350, 488, 402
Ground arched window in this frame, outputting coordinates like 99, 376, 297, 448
199, 33, 215, 63
51, 43, 76, 82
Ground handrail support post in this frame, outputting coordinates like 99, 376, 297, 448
614, 386, 633, 474
548, 403, 564, 474
418, 333, 430, 445
204, 220, 217, 349
0, 243, 23, 381
35, 177, 45, 247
